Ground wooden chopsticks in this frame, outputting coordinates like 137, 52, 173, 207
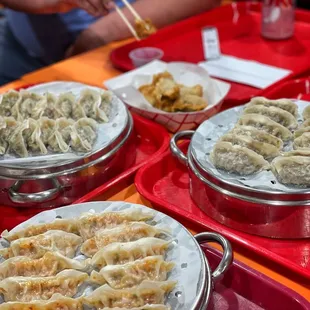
114, 0, 143, 41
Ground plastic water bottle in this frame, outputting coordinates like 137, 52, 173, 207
261, 0, 295, 40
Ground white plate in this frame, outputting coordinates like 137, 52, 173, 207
104, 61, 230, 132
1, 201, 203, 310
0, 81, 128, 168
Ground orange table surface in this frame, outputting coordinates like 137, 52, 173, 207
0, 36, 309, 302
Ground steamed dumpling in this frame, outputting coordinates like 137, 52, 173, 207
210, 141, 270, 175
243, 105, 298, 129
38, 117, 56, 144
0, 117, 19, 155
24, 119, 47, 155
237, 114, 292, 142
55, 92, 75, 118
271, 155, 310, 185
248, 97, 298, 117
231, 126, 283, 149
55, 118, 74, 144
42, 93, 58, 119
7, 122, 29, 157
70, 118, 97, 152
293, 132, 310, 150
303, 105, 310, 120
294, 126, 310, 139
0, 90, 22, 117
47, 131, 69, 153
220, 133, 279, 159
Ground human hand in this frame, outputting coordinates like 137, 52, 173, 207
63, 0, 115, 16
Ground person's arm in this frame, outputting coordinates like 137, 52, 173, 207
67, 0, 221, 56
0, 0, 113, 15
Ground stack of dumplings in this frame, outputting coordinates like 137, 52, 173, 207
0, 88, 112, 157
210, 97, 310, 186
0, 208, 176, 310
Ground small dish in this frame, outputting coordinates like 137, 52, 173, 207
129, 47, 164, 67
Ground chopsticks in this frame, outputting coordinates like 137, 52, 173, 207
114, 0, 143, 41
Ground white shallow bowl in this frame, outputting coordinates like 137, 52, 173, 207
104, 61, 231, 132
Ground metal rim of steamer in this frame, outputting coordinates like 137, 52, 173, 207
0, 110, 133, 180
191, 232, 233, 309
171, 130, 310, 206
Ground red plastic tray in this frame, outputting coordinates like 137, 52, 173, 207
205, 246, 309, 309
0, 112, 170, 231
110, 2, 310, 107
135, 141, 310, 280
261, 77, 310, 101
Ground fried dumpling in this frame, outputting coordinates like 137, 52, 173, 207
91, 238, 171, 269
70, 118, 97, 153
0, 269, 88, 302
237, 114, 292, 142
38, 117, 56, 144
293, 132, 310, 150
0, 90, 22, 117
271, 155, 310, 185
0, 230, 83, 259
1, 218, 79, 242
0, 293, 83, 310
100, 306, 170, 310
81, 222, 168, 257
78, 89, 109, 123
210, 141, 270, 175
90, 256, 174, 289
248, 97, 298, 117
78, 208, 154, 240
231, 126, 283, 149
303, 105, 310, 120
0, 252, 90, 279
54, 93, 75, 119
243, 105, 298, 129
220, 134, 279, 159
83, 280, 176, 309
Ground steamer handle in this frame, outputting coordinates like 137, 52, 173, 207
8, 179, 62, 204
195, 232, 233, 282
170, 130, 194, 165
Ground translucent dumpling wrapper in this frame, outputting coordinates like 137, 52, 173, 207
77, 208, 155, 240
210, 141, 270, 175
0, 293, 83, 310
70, 118, 97, 153
90, 255, 174, 289
38, 117, 56, 144
78, 89, 109, 123
91, 237, 171, 269
0, 230, 83, 259
2, 218, 79, 242
271, 155, 310, 186
294, 126, 310, 139
54, 92, 75, 119
301, 119, 310, 128
55, 118, 74, 144
231, 125, 283, 149
243, 105, 298, 129
248, 97, 298, 118
0, 251, 90, 279
42, 93, 58, 119
293, 132, 310, 150
14, 91, 46, 121
83, 280, 176, 309
24, 119, 47, 155
303, 105, 310, 120
47, 130, 70, 153
220, 133, 280, 159
0, 90, 22, 117
0, 269, 88, 302
81, 222, 169, 257
237, 114, 293, 142
7, 122, 29, 157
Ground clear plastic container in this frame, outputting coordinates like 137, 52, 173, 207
261, 0, 295, 40
129, 47, 164, 67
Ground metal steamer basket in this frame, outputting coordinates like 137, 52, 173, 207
171, 106, 310, 239
0, 108, 136, 209
0, 201, 233, 309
